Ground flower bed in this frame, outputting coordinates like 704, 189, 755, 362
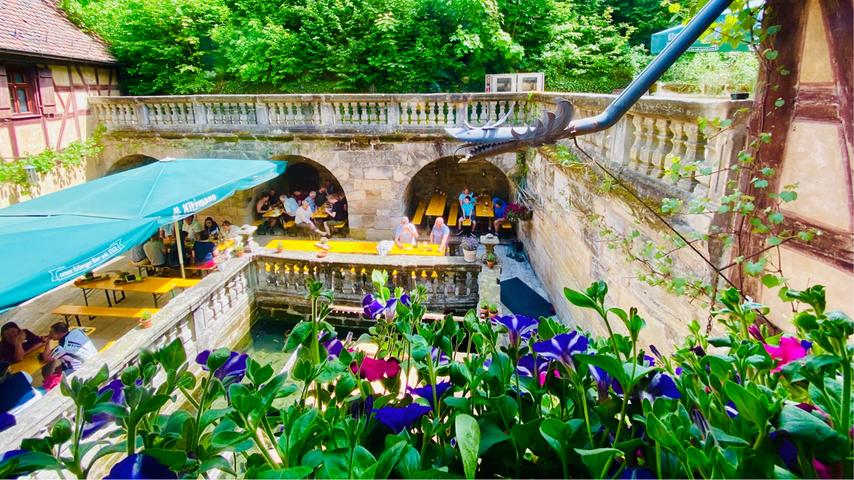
0, 272, 850, 479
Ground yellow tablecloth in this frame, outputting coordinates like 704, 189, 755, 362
426, 193, 447, 217
265, 239, 443, 256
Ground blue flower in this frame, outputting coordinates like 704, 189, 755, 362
408, 381, 453, 409
617, 466, 656, 479
430, 347, 450, 366
590, 364, 623, 396
641, 372, 681, 401
104, 454, 176, 479
532, 331, 589, 370
0, 412, 15, 432
725, 401, 738, 418
82, 379, 125, 438
322, 338, 344, 359
517, 355, 548, 378
362, 294, 385, 319
770, 430, 798, 470
373, 404, 432, 433
492, 315, 538, 347
0, 450, 25, 462
400, 294, 411, 306
195, 350, 248, 385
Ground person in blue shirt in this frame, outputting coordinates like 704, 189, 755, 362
0, 362, 37, 413
192, 230, 218, 266
492, 196, 508, 232
458, 195, 476, 230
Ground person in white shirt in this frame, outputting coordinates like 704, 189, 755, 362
281, 194, 299, 218
41, 323, 97, 377
294, 200, 327, 236
143, 232, 167, 267
182, 215, 204, 241
394, 217, 418, 248
219, 220, 237, 240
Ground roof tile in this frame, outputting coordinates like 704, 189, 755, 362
0, 0, 116, 64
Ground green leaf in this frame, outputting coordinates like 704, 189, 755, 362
779, 404, 846, 445
724, 382, 767, 427
574, 448, 622, 478
50, 418, 72, 445
778, 190, 797, 202
256, 467, 314, 479
576, 354, 626, 390
478, 421, 510, 456
761, 274, 782, 288
744, 258, 767, 276
375, 437, 408, 480
563, 287, 597, 310
455, 414, 480, 480
284, 322, 314, 353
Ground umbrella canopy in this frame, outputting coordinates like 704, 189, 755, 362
650, 1, 764, 55
0, 158, 286, 311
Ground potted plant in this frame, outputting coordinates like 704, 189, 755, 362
488, 304, 499, 319
485, 252, 497, 269
479, 301, 489, 319
460, 236, 478, 263
138, 312, 153, 329
506, 202, 532, 223
233, 245, 245, 257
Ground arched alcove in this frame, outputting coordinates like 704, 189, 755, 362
106, 154, 159, 175
403, 157, 513, 220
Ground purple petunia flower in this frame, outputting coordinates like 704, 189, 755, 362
82, 379, 125, 438
400, 294, 411, 307
642, 355, 655, 367
532, 331, 589, 370
407, 381, 453, 409
362, 294, 385, 319
492, 315, 538, 347
430, 347, 450, 366
0, 412, 15, 432
769, 431, 798, 470
649, 345, 662, 360
322, 338, 344, 359
641, 372, 681, 402
104, 454, 176, 479
195, 350, 248, 386
725, 401, 738, 418
617, 466, 656, 479
373, 404, 432, 433
590, 364, 623, 396
517, 355, 549, 379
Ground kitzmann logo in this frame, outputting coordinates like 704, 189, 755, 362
172, 194, 218, 216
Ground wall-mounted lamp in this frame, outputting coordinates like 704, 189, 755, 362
24, 164, 38, 185
481, 169, 486, 177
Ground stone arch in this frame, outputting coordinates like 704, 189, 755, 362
105, 154, 159, 175
270, 155, 345, 196
403, 156, 515, 222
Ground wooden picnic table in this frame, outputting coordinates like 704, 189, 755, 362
264, 239, 444, 256
263, 208, 284, 218
312, 209, 329, 219
8, 327, 96, 375
426, 193, 447, 217
217, 239, 235, 252
74, 276, 183, 308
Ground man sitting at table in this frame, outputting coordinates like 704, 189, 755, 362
0, 362, 39, 414
458, 196, 476, 230
143, 232, 167, 268
295, 200, 327, 236
192, 230, 218, 266
430, 217, 450, 252
219, 220, 237, 240
41, 323, 97, 380
182, 215, 204, 241
458, 186, 472, 208
316, 186, 328, 208
492, 196, 508, 232
0, 322, 44, 364
167, 231, 192, 268
323, 194, 348, 236
281, 193, 299, 219
394, 216, 418, 248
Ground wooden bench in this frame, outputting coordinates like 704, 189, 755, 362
171, 278, 201, 289
251, 219, 264, 227
461, 219, 472, 227
501, 221, 513, 230
411, 200, 428, 225
447, 204, 459, 226
52, 305, 160, 326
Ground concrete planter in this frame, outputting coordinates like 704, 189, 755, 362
462, 249, 477, 262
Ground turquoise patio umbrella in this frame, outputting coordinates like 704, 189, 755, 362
650, 1, 764, 54
0, 158, 286, 311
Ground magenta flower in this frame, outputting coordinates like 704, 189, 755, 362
351, 357, 401, 382
764, 336, 812, 372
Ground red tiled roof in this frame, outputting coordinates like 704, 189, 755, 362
0, 0, 116, 64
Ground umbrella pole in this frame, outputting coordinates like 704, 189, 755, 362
174, 220, 186, 279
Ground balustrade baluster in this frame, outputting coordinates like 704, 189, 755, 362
650, 118, 671, 178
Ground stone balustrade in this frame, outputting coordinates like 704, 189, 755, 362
254, 251, 481, 312
92, 92, 750, 201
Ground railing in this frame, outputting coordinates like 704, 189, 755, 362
254, 252, 481, 312
91, 92, 750, 198
0, 257, 256, 454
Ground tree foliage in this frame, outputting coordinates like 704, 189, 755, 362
60, 0, 661, 95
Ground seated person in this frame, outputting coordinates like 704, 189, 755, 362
143, 232, 167, 267
167, 231, 192, 268
323, 194, 348, 235
219, 220, 237, 240
203, 217, 220, 239
281, 193, 299, 219
267, 188, 279, 206
295, 200, 327, 236
492, 196, 508, 231
192, 230, 218, 265
41, 323, 97, 381
430, 217, 450, 252
182, 215, 204, 241
129, 243, 147, 264
0, 322, 44, 364
458, 196, 476, 230
316, 187, 328, 208
394, 216, 418, 248
0, 362, 38, 414
257, 217, 285, 236
306, 191, 318, 212
458, 187, 472, 208
256, 193, 272, 216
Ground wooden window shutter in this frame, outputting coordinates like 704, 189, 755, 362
0, 67, 11, 119
37, 66, 57, 115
